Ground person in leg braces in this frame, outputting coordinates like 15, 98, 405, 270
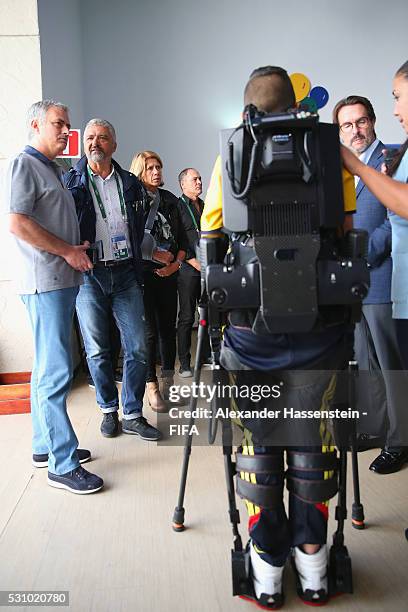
232, 366, 345, 608
201, 65, 358, 607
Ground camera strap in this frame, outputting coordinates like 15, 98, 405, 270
141, 191, 161, 260
144, 191, 160, 233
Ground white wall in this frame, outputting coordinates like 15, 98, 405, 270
0, 0, 42, 370
37, 0, 85, 133
0, 0, 42, 166
1, 0, 408, 370
75, 0, 408, 193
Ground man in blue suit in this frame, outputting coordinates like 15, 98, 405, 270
333, 95, 408, 474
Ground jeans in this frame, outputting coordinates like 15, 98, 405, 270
22, 287, 80, 475
76, 263, 146, 419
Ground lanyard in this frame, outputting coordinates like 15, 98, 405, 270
87, 165, 127, 222
182, 195, 200, 232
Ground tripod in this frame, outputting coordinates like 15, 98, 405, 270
172, 304, 365, 597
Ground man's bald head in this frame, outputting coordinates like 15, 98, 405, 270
244, 66, 295, 113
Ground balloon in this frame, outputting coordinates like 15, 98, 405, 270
310, 86, 329, 109
290, 73, 311, 103
299, 97, 318, 113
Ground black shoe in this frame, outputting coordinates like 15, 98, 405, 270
122, 416, 162, 441
100, 412, 119, 438
33, 448, 91, 468
114, 370, 123, 384
179, 367, 193, 378
48, 466, 103, 494
199, 357, 213, 368
88, 376, 95, 389
369, 448, 408, 474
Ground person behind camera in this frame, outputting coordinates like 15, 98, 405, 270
201, 66, 357, 607
176, 167, 211, 377
130, 151, 186, 413
64, 119, 161, 442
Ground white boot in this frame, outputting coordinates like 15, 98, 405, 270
250, 541, 284, 607
292, 545, 328, 603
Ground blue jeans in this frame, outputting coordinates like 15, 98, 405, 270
76, 263, 147, 419
22, 287, 80, 475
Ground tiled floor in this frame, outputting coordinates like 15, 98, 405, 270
0, 375, 407, 611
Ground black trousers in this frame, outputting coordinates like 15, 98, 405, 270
177, 270, 210, 369
355, 304, 407, 448
143, 271, 178, 382
394, 319, 408, 370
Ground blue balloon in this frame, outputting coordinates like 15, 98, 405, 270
310, 86, 329, 109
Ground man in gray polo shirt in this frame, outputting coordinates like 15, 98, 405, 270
5, 100, 103, 494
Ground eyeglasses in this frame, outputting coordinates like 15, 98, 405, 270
339, 116, 371, 133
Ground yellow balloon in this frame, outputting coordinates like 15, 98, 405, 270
290, 73, 311, 103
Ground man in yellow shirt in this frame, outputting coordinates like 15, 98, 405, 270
201, 66, 357, 608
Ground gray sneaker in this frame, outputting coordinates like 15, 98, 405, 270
122, 416, 162, 441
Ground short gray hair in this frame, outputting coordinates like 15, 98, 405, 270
84, 118, 116, 143
27, 99, 69, 139
178, 167, 196, 186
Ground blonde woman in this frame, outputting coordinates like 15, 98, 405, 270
130, 151, 186, 412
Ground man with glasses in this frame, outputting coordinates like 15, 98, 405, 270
333, 96, 408, 474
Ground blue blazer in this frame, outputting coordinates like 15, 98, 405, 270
355, 141, 392, 304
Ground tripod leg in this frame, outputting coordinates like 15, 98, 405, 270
329, 361, 360, 594
221, 418, 252, 598
348, 360, 365, 529
351, 445, 365, 529
172, 313, 208, 532
172, 426, 194, 532
329, 448, 353, 595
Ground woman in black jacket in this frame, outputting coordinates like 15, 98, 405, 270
130, 151, 186, 412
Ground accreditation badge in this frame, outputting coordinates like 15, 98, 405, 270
111, 234, 129, 260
